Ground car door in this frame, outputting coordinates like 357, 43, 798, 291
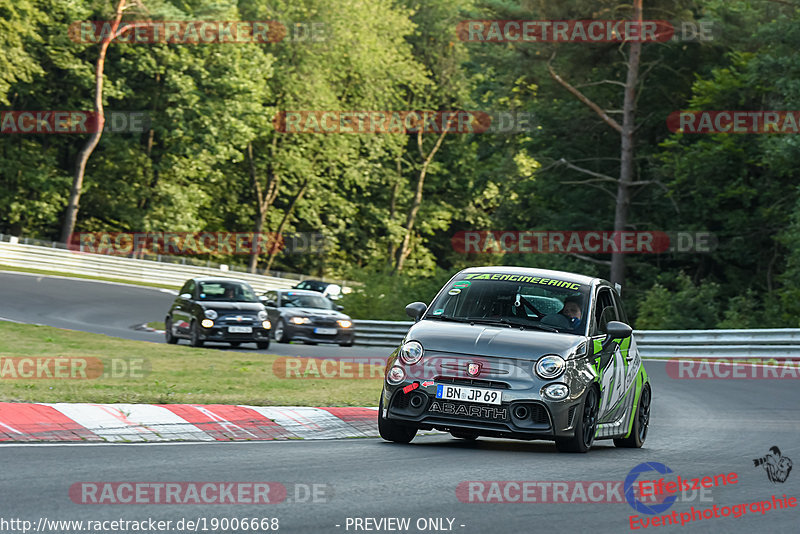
174, 280, 195, 335
590, 287, 626, 422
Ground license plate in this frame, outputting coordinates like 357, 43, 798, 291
228, 326, 252, 333
314, 327, 337, 335
436, 384, 501, 405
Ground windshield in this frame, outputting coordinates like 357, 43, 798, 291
426, 273, 590, 334
197, 281, 259, 302
281, 292, 334, 309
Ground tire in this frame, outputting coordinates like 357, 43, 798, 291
256, 341, 270, 350
229, 342, 241, 347
378, 392, 417, 444
165, 317, 178, 345
615, 383, 651, 448
451, 431, 478, 440
556, 386, 598, 453
273, 319, 290, 343
189, 321, 204, 347
339, 341, 354, 347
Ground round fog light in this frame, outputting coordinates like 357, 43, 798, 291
262, 320, 271, 329
543, 383, 569, 400
200, 319, 214, 328
386, 366, 405, 385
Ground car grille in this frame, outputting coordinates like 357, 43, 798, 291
434, 376, 511, 389
310, 316, 338, 326
218, 314, 258, 325
529, 403, 550, 425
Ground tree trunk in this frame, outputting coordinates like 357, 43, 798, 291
264, 180, 309, 273
247, 140, 280, 273
387, 154, 402, 264
394, 128, 448, 272
610, 0, 643, 288
60, 0, 127, 244
547, 0, 643, 288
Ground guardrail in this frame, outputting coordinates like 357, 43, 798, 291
0, 239, 297, 292
352, 320, 800, 358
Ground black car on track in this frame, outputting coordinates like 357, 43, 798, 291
261, 289, 354, 346
165, 277, 271, 349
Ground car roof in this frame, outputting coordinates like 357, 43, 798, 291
191, 277, 252, 284
455, 266, 606, 288
279, 289, 327, 296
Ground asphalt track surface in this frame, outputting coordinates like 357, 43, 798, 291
1, 271, 799, 533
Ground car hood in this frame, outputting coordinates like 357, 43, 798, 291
199, 301, 265, 312
406, 320, 585, 361
279, 307, 350, 319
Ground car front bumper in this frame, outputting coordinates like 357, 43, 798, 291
380, 351, 597, 440
199, 325, 271, 343
284, 323, 354, 344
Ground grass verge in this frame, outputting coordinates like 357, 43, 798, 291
0, 322, 382, 406
0, 263, 178, 290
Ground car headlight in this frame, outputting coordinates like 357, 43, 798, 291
543, 383, 569, 400
200, 319, 214, 328
535, 355, 566, 379
399, 341, 424, 365
204, 309, 218, 320
290, 317, 311, 325
258, 310, 268, 321
337, 319, 352, 328
386, 366, 405, 385
262, 320, 271, 329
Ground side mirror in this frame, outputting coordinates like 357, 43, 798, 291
179, 293, 192, 300
335, 305, 344, 311
604, 320, 632, 341
405, 302, 428, 322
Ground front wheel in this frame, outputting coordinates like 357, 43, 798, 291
615, 384, 651, 448
556, 386, 598, 453
189, 321, 204, 347
273, 319, 290, 343
165, 317, 178, 344
378, 392, 417, 443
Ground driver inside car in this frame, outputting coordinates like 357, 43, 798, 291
560, 295, 583, 329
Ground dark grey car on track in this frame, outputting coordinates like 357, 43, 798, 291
261, 289, 354, 346
379, 266, 651, 453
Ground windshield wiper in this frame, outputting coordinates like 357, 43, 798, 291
426, 314, 471, 323
467, 317, 561, 332
464, 317, 514, 328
